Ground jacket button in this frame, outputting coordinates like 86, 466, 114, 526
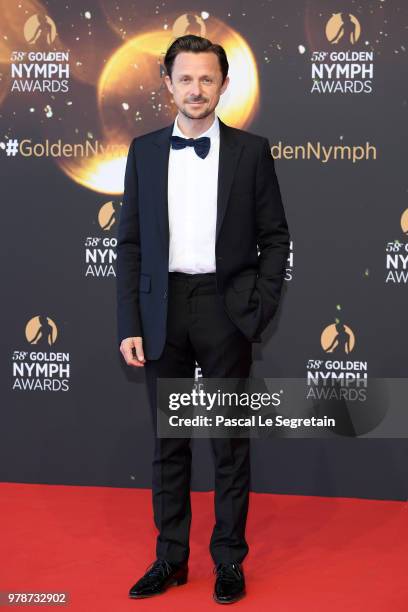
164, 290, 168, 299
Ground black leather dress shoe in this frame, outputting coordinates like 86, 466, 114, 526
128, 558, 188, 598
213, 562, 246, 604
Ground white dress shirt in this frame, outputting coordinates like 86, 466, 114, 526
168, 112, 220, 273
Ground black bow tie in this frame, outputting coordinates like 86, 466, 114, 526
170, 135, 211, 159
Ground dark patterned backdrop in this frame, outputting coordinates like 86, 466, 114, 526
1, 0, 407, 499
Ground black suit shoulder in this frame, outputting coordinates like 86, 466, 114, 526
127, 120, 270, 167
224, 123, 267, 145
223, 123, 270, 161
225, 124, 269, 151
128, 120, 268, 146
129, 124, 170, 147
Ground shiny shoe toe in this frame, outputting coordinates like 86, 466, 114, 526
129, 558, 188, 599
213, 562, 246, 604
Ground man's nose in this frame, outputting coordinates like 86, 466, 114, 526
190, 82, 203, 97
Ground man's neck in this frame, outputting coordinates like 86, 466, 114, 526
176, 112, 216, 138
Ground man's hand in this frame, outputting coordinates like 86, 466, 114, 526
120, 336, 146, 367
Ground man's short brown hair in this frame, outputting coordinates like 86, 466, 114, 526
164, 34, 229, 84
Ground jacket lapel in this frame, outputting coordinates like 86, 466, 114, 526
152, 115, 243, 255
152, 122, 173, 255
216, 118, 244, 243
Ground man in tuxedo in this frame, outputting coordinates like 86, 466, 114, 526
116, 34, 290, 603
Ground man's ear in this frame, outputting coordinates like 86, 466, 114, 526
220, 75, 230, 95
164, 75, 173, 94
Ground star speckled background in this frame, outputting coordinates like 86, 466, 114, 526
1, 0, 408, 499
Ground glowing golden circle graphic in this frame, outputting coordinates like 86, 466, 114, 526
58, 17, 259, 194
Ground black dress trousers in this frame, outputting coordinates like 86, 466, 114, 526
144, 271, 253, 566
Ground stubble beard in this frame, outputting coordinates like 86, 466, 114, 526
179, 102, 213, 121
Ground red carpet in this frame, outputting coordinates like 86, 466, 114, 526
1, 483, 407, 611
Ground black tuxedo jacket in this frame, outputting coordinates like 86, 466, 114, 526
116, 116, 290, 360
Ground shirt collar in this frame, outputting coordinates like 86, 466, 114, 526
172, 113, 219, 140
